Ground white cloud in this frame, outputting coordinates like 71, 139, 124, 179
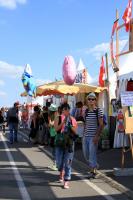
77, 39, 128, 62
36, 78, 52, 86
0, 61, 24, 79
0, 91, 7, 96
87, 42, 110, 61
0, 80, 5, 86
0, 0, 27, 9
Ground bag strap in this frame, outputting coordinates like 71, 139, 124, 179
85, 108, 88, 119
94, 108, 99, 126
57, 115, 62, 134
58, 115, 62, 125
85, 108, 99, 126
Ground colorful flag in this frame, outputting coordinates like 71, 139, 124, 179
122, 0, 132, 32
111, 19, 119, 36
99, 56, 105, 87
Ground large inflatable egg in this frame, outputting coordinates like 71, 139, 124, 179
62, 55, 77, 85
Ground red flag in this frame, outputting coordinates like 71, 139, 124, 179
111, 19, 119, 36
99, 57, 105, 87
122, 0, 132, 32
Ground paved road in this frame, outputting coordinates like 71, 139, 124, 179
0, 131, 130, 200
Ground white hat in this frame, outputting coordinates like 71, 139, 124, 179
87, 92, 96, 99
48, 104, 57, 112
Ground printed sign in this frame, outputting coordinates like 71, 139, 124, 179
75, 69, 87, 83
121, 92, 133, 106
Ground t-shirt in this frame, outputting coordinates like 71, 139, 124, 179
7, 107, 18, 123
84, 107, 103, 137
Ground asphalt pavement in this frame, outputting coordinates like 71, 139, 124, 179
21, 128, 133, 199
0, 128, 133, 200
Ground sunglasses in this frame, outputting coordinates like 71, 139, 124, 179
88, 98, 96, 101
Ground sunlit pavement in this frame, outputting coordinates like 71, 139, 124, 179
0, 130, 131, 200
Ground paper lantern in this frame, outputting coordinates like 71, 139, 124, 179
62, 55, 76, 85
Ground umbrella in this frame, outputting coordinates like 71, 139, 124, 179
21, 80, 106, 97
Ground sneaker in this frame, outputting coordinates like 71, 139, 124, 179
64, 181, 69, 189
49, 164, 58, 171
87, 172, 96, 179
9, 141, 13, 144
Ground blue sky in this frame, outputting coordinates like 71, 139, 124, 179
0, 0, 129, 106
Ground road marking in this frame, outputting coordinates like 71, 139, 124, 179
19, 131, 115, 200
38, 146, 115, 200
76, 173, 115, 200
0, 133, 31, 200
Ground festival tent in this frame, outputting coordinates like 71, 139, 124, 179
109, 51, 133, 99
118, 71, 133, 81
76, 58, 93, 83
21, 80, 106, 97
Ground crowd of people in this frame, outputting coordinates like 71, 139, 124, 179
0, 92, 104, 189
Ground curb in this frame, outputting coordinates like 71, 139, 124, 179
97, 171, 133, 200
73, 157, 133, 200
19, 130, 133, 200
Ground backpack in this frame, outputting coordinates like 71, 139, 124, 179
85, 108, 107, 127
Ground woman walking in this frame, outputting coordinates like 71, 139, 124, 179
54, 104, 77, 189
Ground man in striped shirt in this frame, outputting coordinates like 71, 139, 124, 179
83, 92, 103, 178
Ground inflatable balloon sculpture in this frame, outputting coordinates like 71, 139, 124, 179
22, 64, 36, 97
62, 55, 77, 85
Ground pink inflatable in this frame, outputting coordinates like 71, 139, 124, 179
62, 55, 77, 85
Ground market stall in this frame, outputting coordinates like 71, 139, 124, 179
20, 80, 107, 137
21, 80, 106, 96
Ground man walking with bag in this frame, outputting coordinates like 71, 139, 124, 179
7, 102, 20, 144
83, 93, 103, 178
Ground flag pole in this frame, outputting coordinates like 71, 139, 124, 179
105, 53, 110, 127
116, 9, 119, 77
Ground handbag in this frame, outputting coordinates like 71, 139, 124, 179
54, 133, 65, 148
50, 126, 57, 137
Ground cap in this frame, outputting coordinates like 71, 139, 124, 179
87, 92, 96, 99
48, 104, 58, 112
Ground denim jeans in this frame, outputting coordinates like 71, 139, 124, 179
82, 136, 98, 169
55, 145, 74, 181
9, 123, 18, 143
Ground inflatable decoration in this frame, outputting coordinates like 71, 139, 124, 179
62, 55, 77, 85
22, 64, 36, 97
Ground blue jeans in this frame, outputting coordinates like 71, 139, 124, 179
9, 123, 18, 143
82, 136, 98, 169
55, 145, 74, 181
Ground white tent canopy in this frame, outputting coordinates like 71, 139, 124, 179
76, 58, 93, 84
109, 52, 133, 99
118, 71, 133, 81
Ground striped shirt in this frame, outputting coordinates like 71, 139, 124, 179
84, 107, 103, 137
